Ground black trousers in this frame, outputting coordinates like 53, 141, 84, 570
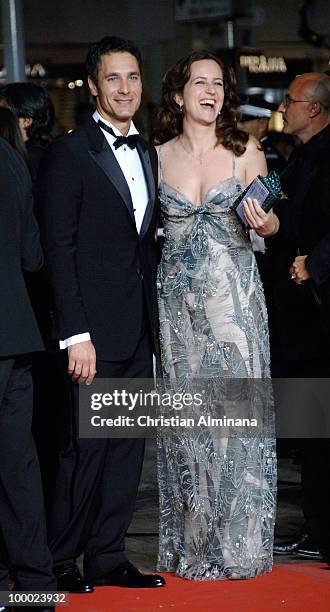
0, 356, 56, 591
272, 357, 330, 546
32, 350, 71, 516
48, 329, 153, 579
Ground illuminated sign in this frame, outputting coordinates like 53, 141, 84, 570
240, 55, 287, 74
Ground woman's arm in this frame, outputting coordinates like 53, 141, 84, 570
242, 137, 279, 237
244, 135, 268, 184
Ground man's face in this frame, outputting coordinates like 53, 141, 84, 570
278, 77, 312, 143
88, 51, 142, 130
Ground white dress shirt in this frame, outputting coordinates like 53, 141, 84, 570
60, 111, 149, 349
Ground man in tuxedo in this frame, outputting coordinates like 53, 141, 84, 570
0, 136, 56, 609
265, 73, 330, 560
39, 36, 164, 592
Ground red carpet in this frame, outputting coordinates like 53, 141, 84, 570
56, 564, 330, 612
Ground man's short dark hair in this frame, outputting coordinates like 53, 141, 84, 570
85, 36, 142, 83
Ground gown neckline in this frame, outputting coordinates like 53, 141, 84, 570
159, 176, 243, 208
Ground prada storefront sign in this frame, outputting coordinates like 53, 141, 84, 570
239, 54, 314, 85
240, 55, 287, 74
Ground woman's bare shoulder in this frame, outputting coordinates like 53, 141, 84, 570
239, 135, 265, 166
156, 138, 180, 163
240, 135, 267, 179
243, 135, 264, 156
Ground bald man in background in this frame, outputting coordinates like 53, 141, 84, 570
265, 73, 330, 561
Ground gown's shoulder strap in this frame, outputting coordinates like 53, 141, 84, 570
232, 153, 236, 178
158, 145, 164, 182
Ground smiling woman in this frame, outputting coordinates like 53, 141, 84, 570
154, 50, 277, 582
155, 50, 248, 155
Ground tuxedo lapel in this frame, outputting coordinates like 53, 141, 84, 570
137, 139, 156, 238
85, 120, 156, 235
85, 119, 135, 224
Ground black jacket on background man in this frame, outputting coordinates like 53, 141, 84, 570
265, 124, 330, 552
0, 137, 44, 357
266, 124, 330, 362
0, 136, 55, 592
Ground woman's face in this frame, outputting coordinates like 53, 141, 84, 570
177, 59, 224, 125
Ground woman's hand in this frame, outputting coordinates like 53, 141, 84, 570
243, 197, 279, 237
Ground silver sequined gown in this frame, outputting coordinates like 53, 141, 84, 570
156, 152, 276, 580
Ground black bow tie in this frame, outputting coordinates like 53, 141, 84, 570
98, 120, 139, 150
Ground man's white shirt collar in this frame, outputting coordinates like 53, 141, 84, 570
93, 110, 139, 138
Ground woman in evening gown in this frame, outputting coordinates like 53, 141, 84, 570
155, 51, 278, 581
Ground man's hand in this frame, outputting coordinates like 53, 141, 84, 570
243, 198, 279, 237
289, 255, 310, 285
68, 340, 96, 385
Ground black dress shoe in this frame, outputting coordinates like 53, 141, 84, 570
296, 538, 323, 560
273, 533, 308, 555
54, 564, 94, 593
92, 561, 166, 588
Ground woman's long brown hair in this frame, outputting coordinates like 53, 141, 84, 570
154, 50, 248, 156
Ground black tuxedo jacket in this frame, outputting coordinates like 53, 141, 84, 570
38, 118, 159, 361
0, 137, 44, 357
265, 124, 330, 361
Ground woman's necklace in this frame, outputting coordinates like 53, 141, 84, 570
179, 136, 216, 165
